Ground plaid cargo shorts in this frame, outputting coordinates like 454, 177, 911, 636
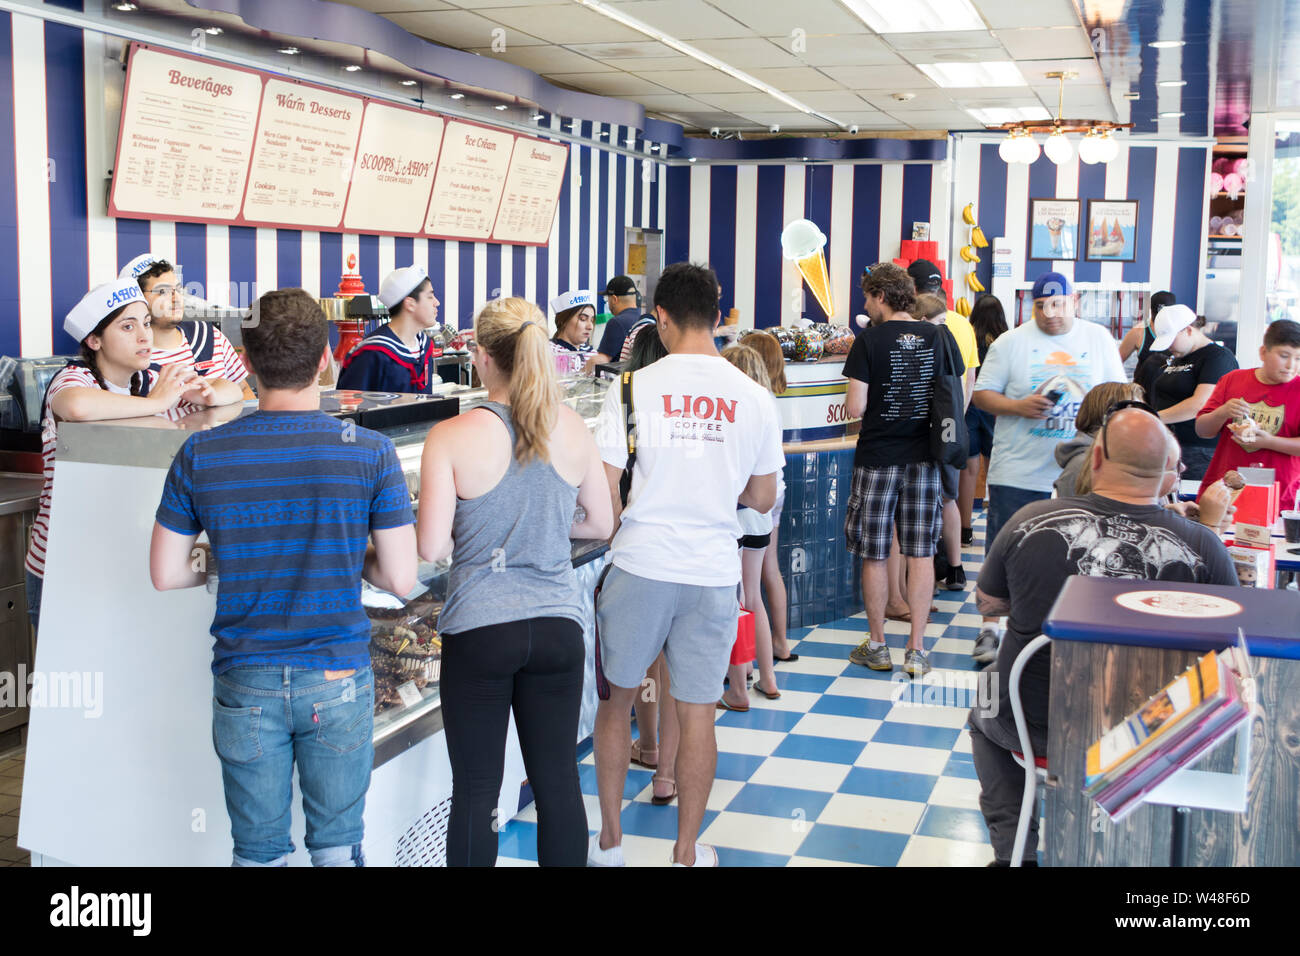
844, 462, 943, 561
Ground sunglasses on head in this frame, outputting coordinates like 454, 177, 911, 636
1099, 398, 1159, 461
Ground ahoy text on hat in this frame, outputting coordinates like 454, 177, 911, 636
549, 290, 594, 314
65, 279, 146, 343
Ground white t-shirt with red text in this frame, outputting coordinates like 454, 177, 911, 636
595, 354, 785, 586
152, 324, 248, 384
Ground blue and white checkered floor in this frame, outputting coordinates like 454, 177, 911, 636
497, 512, 1009, 867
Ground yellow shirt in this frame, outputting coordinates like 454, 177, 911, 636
943, 310, 980, 371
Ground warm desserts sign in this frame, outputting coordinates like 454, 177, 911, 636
109, 44, 568, 246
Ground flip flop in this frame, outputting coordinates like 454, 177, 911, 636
886, 606, 939, 623
716, 698, 750, 713
773, 653, 800, 663
752, 681, 781, 700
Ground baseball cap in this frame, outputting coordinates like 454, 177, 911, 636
906, 259, 943, 293
65, 279, 146, 343
603, 275, 638, 297
378, 264, 429, 309
1031, 271, 1073, 300
1148, 303, 1197, 352
549, 290, 594, 314
119, 253, 164, 281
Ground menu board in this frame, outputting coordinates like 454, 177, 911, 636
109, 45, 569, 245
109, 49, 262, 221
242, 80, 364, 228
492, 137, 568, 244
343, 104, 444, 234
425, 121, 516, 240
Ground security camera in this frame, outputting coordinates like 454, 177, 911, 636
849, 125, 860, 135
769, 124, 781, 134
710, 126, 721, 138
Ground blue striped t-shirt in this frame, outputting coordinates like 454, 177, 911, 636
156, 410, 414, 675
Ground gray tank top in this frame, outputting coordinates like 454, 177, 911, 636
437, 401, 583, 635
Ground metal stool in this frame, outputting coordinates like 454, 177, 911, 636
1009, 634, 1052, 867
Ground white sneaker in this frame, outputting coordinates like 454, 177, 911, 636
670, 843, 719, 867
587, 834, 625, 867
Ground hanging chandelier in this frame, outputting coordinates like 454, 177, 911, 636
994, 71, 1131, 165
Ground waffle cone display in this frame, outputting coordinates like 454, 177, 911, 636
796, 251, 833, 319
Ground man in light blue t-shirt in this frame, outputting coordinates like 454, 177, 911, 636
969, 272, 1126, 663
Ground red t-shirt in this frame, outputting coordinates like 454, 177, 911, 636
1196, 368, 1300, 503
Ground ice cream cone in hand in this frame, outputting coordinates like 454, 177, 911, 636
1223, 469, 1247, 506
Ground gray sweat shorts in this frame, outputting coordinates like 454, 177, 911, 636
596, 564, 739, 705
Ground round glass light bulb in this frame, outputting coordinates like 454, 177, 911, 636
1098, 132, 1120, 162
1017, 134, 1040, 164
1044, 130, 1073, 165
1077, 133, 1103, 164
999, 134, 1020, 164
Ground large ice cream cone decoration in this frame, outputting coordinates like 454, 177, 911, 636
782, 219, 833, 319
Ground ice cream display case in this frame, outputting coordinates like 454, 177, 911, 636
19, 381, 611, 866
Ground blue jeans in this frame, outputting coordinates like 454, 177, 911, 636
25, 570, 41, 637
212, 665, 374, 867
985, 485, 1052, 557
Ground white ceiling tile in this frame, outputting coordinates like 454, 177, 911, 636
997, 27, 1096, 60
383, 10, 549, 48
689, 37, 805, 69
468, 5, 654, 44
691, 91, 793, 111
797, 91, 880, 111
783, 34, 901, 67
605, 1, 753, 40
860, 90, 958, 111
543, 72, 673, 96
342, 0, 455, 11
743, 66, 842, 91
631, 68, 756, 93
884, 109, 987, 129
560, 40, 679, 59
832, 113, 908, 128
885, 31, 1006, 52
704, 0, 871, 36
463, 45, 617, 74
819, 64, 933, 90
633, 92, 720, 110
949, 85, 1049, 103
972, 0, 1083, 30
584, 55, 698, 72
671, 109, 753, 126
1022, 58, 1105, 86
734, 110, 842, 129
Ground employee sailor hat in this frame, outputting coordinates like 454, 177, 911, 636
1148, 304, 1198, 352
65, 278, 146, 343
549, 290, 595, 315
378, 264, 429, 309
119, 253, 164, 281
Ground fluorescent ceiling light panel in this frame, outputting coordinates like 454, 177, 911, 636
569, 0, 844, 128
837, 0, 986, 33
916, 61, 1027, 87
966, 106, 1051, 124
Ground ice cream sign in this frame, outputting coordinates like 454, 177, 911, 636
781, 219, 833, 320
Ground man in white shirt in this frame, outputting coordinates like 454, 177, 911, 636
970, 272, 1126, 663
589, 262, 783, 868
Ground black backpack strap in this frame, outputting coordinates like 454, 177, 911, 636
618, 370, 636, 507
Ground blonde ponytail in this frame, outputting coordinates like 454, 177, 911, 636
473, 297, 558, 464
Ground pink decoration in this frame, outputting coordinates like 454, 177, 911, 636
1210, 172, 1224, 192
1233, 158, 1249, 177
1223, 172, 1244, 195
1213, 157, 1231, 175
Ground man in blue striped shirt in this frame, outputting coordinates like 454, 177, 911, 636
151, 288, 416, 867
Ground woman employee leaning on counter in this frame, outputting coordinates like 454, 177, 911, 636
25, 278, 232, 634
417, 296, 612, 867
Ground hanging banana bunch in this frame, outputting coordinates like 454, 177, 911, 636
961, 203, 987, 301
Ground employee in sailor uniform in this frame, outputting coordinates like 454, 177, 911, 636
549, 289, 597, 356
337, 264, 443, 393
121, 252, 255, 402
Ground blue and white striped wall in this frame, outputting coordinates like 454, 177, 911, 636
949, 134, 1213, 311
0, 9, 667, 358
665, 158, 951, 328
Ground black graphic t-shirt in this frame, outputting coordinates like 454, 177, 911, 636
842, 319, 963, 467
978, 493, 1237, 740
1140, 343, 1238, 450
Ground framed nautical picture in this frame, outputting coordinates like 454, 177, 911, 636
1028, 198, 1080, 261
1084, 199, 1139, 262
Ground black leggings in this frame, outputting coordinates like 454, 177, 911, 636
440, 616, 587, 867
